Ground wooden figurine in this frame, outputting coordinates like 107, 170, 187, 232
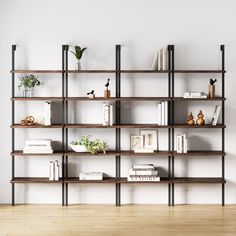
208, 78, 217, 98
196, 110, 205, 126
87, 90, 95, 99
187, 112, 195, 125
104, 78, 111, 98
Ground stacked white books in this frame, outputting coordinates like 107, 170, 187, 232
128, 164, 160, 182
157, 101, 168, 125
23, 139, 53, 154
211, 105, 221, 125
49, 160, 60, 181
44, 101, 51, 125
176, 133, 188, 154
183, 92, 207, 99
79, 172, 103, 180
151, 47, 168, 70
103, 103, 113, 126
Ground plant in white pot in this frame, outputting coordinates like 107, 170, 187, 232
18, 74, 40, 97
70, 136, 107, 154
70, 45, 87, 70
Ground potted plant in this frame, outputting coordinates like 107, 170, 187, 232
70, 45, 87, 70
70, 136, 107, 154
18, 74, 40, 97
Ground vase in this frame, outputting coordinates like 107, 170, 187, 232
75, 60, 81, 70
208, 85, 215, 98
23, 88, 33, 98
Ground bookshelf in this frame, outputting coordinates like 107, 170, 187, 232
10, 44, 226, 206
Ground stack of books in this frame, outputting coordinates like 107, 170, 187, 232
211, 105, 221, 125
151, 47, 168, 70
176, 133, 188, 153
128, 164, 160, 182
183, 92, 207, 99
23, 139, 53, 154
79, 172, 103, 180
157, 101, 168, 125
103, 103, 113, 126
49, 160, 59, 181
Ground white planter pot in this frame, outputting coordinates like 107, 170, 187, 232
70, 144, 87, 152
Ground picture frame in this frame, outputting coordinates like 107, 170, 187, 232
130, 135, 144, 150
140, 129, 158, 150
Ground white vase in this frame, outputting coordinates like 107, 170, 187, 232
23, 88, 33, 97
75, 60, 81, 70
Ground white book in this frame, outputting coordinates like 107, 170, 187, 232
151, 51, 158, 70
129, 169, 158, 176
79, 172, 103, 180
23, 149, 53, 154
162, 47, 167, 70
132, 164, 154, 170
157, 103, 162, 125
183, 137, 188, 154
44, 102, 51, 126
158, 49, 161, 70
24, 144, 52, 149
212, 105, 221, 125
54, 160, 59, 181
49, 161, 54, 180
176, 134, 183, 153
164, 101, 168, 125
109, 105, 113, 126
128, 176, 160, 182
25, 139, 51, 146
103, 103, 109, 126
134, 148, 154, 153
161, 101, 165, 125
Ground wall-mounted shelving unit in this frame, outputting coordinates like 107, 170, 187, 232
10, 44, 226, 206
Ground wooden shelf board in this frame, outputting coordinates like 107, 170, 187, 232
66, 70, 116, 73
11, 97, 63, 101
11, 150, 64, 156
173, 97, 225, 101
172, 177, 226, 184
65, 124, 171, 128
64, 177, 116, 183
11, 70, 63, 73
11, 177, 63, 183
119, 70, 171, 73
66, 97, 171, 101
173, 124, 225, 128
11, 124, 63, 128
173, 150, 225, 156
174, 70, 226, 73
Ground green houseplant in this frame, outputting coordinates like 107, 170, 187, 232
71, 136, 107, 154
18, 74, 40, 97
70, 45, 87, 70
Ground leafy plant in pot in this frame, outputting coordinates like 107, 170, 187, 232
70, 136, 107, 154
18, 74, 40, 97
70, 45, 87, 70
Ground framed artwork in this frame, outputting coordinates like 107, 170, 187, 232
140, 129, 158, 150
130, 135, 144, 150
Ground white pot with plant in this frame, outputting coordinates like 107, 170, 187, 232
70, 45, 87, 70
18, 74, 40, 98
70, 136, 107, 154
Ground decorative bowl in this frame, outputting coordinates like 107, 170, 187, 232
70, 144, 87, 152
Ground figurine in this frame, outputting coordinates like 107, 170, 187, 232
187, 112, 195, 126
104, 78, 111, 98
196, 110, 205, 126
208, 78, 217, 98
87, 90, 95, 99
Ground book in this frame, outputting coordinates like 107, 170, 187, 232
132, 164, 154, 170
151, 51, 158, 70
44, 102, 51, 126
79, 172, 103, 180
157, 103, 162, 125
103, 103, 109, 126
49, 161, 54, 181
127, 176, 160, 182
162, 47, 167, 70
161, 101, 165, 125
176, 133, 188, 154
134, 148, 154, 153
54, 160, 59, 181
109, 105, 113, 126
211, 105, 221, 125
129, 169, 158, 176
183, 92, 207, 99
164, 101, 168, 125
25, 139, 51, 146
23, 149, 53, 154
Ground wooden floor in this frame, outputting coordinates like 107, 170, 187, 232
0, 205, 236, 236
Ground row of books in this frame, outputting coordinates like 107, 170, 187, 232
157, 101, 168, 126
151, 47, 168, 71
176, 133, 188, 154
128, 164, 160, 182
49, 160, 59, 181
23, 139, 53, 154
103, 103, 114, 126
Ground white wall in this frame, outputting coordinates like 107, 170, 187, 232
1, 0, 236, 204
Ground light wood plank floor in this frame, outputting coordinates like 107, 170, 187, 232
0, 205, 236, 236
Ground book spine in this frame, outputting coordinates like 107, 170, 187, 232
129, 170, 158, 175
161, 101, 165, 125
103, 103, 109, 126
25, 140, 51, 146
54, 161, 59, 181
164, 101, 168, 126
23, 149, 53, 154
44, 102, 51, 126
109, 105, 113, 126
162, 47, 167, 70
132, 164, 154, 169
212, 105, 221, 125
176, 134, 182, 153
183, 136, 188, 154
157, 103, 161, 125
151, 51, 158, 70
160, 48, 163, 70
128, 176, 160, 182
49, 161, 54, 181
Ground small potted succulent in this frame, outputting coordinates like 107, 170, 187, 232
18, 74, 40, 97
70, 45, 87, 70
70, 136, 107, 154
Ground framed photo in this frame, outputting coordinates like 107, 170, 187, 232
130, 135, 144, 150
140, 130, 158, 150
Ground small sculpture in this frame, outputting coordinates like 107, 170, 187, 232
21, 116, 36, 126
87, 90, 95, 99
104, 78, 111, 98
187, 112, 195, 126
196, 110, 205, 126
208, 78, 217, 98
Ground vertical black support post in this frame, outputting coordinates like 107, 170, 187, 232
11, 45, 16, 206
171, 45, 175, 206
115, 45, 121, 206
65, 45, 69, 206
167, 45, 172, 206
62, 45, 66, 206
221, 45, 225, 206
